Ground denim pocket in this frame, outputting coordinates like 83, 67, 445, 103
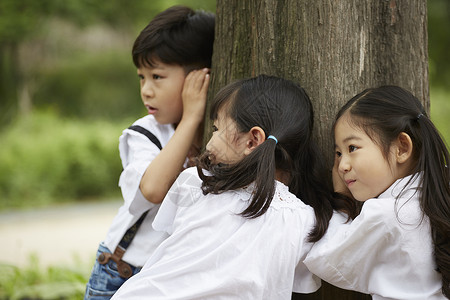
85, 285, 116, 300
84, 245, 125, 300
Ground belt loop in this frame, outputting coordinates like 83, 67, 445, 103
97, 245, 133, 278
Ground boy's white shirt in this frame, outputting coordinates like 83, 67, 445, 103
304, 174, 445, 300
112, 167, 320, 299
103, 115, 174, 267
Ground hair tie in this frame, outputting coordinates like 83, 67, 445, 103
267, 135, 278, 144
417, 113, 424, 120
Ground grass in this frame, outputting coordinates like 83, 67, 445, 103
0, 255, 90, 300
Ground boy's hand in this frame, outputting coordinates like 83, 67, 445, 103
332, 156, 352, 197
181, 68, 210, 123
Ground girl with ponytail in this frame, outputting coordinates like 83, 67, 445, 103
305, 86, 450, 299
112, 75, 341, 299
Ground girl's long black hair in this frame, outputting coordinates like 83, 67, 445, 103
197, 75, 350, 242
335, 85, 450, 298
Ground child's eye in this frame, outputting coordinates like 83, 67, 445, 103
152, 74, 162, 80
335, 151, 342, 158
348, 145, 358, 152
212, 125, 218, 132
138, 74, 144, 80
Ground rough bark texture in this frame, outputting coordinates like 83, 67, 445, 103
208, 0, 428, 167
207, 1, 428, 299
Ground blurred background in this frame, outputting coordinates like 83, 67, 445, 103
1, 0, 449, 211
0, 1, 216, 298
0, 0, 448, 298
0, 0, 216, 210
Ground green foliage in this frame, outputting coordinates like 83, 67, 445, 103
0, 255, 89, 300
0, 0, 54, 42
50, 0, 215, 29
33, 51, 144, 121
0, 111, 132, 210
430, 87, 450, 147
0, 0, 216, 46
428, 0, 450, 88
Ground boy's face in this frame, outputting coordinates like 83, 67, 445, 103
137, 60, 186, 125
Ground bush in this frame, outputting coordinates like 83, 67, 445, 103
0, 110, 132, 210
430, 87, 450, 148
0, 255, 89, 300
33, 51, 144, 121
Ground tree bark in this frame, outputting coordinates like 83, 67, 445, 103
208, 0, 428, 166
208, 0, 428, 299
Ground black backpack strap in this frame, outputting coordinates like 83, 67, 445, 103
118, 210, 150, 250
111, 125, 161, 259
128, 125, 162, 150
98, 210, 150, 276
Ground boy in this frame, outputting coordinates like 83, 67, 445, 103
84, 5, 214, 299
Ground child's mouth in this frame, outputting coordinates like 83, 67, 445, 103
345, 179, 356, 187
146, 105, 157, 114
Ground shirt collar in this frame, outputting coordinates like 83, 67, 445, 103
378, 173, 422, 200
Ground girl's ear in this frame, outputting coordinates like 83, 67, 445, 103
244, 126, 266, 155
395, 132, 413, 164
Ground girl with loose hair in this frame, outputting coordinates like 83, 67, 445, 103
305, 86, 450, 299
112, 75, 346, 299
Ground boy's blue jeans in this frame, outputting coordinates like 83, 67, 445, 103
84, 243, 142, 300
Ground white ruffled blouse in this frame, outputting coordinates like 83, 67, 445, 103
112, 167, 320, 299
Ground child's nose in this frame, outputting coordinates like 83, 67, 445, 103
141, 82, 155, 98
338, 157, 351, 173
205, 136, 215, 153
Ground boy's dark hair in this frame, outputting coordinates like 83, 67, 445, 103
196, 75, 343, 242
334, 85, 450, 298
132, 5, 215, 71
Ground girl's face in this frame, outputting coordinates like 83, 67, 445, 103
206, 108, 248, 164
334, 114, 399, 201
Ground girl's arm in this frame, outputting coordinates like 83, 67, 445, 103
152, 167, 203, 234
140, 69, 210, 204
304, 204, 392, 294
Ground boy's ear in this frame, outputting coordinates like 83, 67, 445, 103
395, 132, 413, 164
244, 126, 266, 155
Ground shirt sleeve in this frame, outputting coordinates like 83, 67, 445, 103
152, 167, 203, 235
292, 206, 322, 293
304, 202, 394, 294
118, 128, 161, 216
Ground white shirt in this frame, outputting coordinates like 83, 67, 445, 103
304, 174, 445, 300
112, 167, 320, 299
103, 115, 174, 267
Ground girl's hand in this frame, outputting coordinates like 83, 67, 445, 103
181, 68, 210, 124
332, 156, 352, 197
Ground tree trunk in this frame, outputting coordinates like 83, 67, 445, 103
208, 0, 428, 299
208, 0, 428, 166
